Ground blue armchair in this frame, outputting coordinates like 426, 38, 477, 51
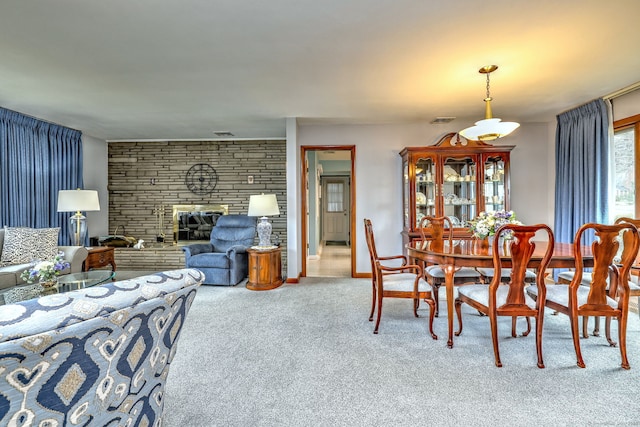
182, 214, 257, 285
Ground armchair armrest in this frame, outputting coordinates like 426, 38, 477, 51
226, 244, 249, 257
182, 243, 214, 260
58, 246, 89, 273
377, 262, 422, 276
377, 254, 409, 267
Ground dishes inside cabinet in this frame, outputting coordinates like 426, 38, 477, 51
416, 192, 427, 205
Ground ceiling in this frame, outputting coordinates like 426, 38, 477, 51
1, 1, 639, 141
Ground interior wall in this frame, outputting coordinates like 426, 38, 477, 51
296, 122, 552, 275
82, 134, 109, 237
612, 89, 640, 120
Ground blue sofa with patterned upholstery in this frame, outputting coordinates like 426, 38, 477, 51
0, 268, 204, 426
182, 214, 257, 285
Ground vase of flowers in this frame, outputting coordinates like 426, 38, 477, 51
20, 252, 70, 288
468, 210, 522, 240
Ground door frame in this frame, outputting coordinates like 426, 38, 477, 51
300, 145, 356, 277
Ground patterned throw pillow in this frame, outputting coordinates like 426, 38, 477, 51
0, 227, 60, 266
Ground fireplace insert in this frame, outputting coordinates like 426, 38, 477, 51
172, 204, 229, 244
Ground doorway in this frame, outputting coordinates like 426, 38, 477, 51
301, 146, 355, 278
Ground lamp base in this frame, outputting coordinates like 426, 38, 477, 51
69, 212, 87, 246
256, 216, 272, 247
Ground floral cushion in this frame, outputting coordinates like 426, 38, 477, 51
0, 227, 60, 267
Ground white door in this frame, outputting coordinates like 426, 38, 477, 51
322, 176, 350, 244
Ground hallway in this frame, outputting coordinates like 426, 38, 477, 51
306, 242, 351, 277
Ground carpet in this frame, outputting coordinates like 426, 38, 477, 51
163, 277, 640, 426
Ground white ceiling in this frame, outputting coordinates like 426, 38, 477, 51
1, 0, 639, 141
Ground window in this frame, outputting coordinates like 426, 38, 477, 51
326, 182, 344, 212
612, 114, 640, 220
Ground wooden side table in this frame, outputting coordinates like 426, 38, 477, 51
83, 247, 117, 273
247, 247, 283, 291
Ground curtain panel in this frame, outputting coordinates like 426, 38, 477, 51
0, 108, 83, 245
554, 98, 610, 244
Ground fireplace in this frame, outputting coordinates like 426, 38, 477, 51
172, 204, 228, 244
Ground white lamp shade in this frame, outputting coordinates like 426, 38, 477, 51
459, 118, 520, 141
57, 190, 101, 212
248, 194, 280, 217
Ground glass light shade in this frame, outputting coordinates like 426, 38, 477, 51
459, 118, 520, 142
57, 189, 100, 246
248, 194, 280, 247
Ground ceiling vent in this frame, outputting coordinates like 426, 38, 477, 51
430, 117, 456, 124
213, 131, 234, 137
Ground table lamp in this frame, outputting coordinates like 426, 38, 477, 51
57, 189, 101, 246
248, 194, 280, 247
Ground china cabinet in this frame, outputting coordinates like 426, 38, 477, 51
400, 132, 514, 246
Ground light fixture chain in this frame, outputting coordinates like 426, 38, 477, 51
485, 72, 491, 100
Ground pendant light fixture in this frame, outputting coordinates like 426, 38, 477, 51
459, 65, 520, 141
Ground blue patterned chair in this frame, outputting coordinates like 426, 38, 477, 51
0, 268, 204, 426
182, 214, 257, 285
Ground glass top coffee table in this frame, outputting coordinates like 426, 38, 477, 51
0, 270, 115, 305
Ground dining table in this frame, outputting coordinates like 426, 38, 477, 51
407, 238, 594, 348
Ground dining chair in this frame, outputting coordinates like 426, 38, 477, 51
455, 224, 554, 368
418, 216, 481, 317
528, 222, 640, 369
364, 218, 437, 338
557, 217, 640, 337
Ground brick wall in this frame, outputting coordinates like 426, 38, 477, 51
107, 140, 287, 273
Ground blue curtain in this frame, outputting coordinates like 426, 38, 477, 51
0, 107, 83, 245
554, 99, 609, 244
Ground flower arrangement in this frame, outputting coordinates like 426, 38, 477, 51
20, 252, 70, 285
468, 210, 522, 239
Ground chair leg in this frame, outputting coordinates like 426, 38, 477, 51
619, 313, 630, 370
536, 313, 545, 369
373, 292, 383, 334
368, 283, 376, 322
606, 316, 616, 347
593, 316, 600, 337
570, 314, 586, 368
426, 298, 438, 340
413, 298, 420, 318
582, 316, 589, 338
432, 283, 440, 317
489, 312, 502, 367
510, 317, 531, 337
454, 299, 463, 336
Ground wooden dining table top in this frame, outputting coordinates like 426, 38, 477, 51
407, 239, 593, 269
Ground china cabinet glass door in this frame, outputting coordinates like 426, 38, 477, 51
442, 155, 478, 226
483, 155, 506, 212
415, 156, 437, 227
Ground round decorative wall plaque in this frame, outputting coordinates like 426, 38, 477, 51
185, 163, 218, 195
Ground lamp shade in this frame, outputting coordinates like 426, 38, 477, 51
459, 118, 520, 142
248, 194, 280, 217
57, 189, 101, 212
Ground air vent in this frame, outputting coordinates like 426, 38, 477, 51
213, 131, 234, 137
430, 117, 456, 124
